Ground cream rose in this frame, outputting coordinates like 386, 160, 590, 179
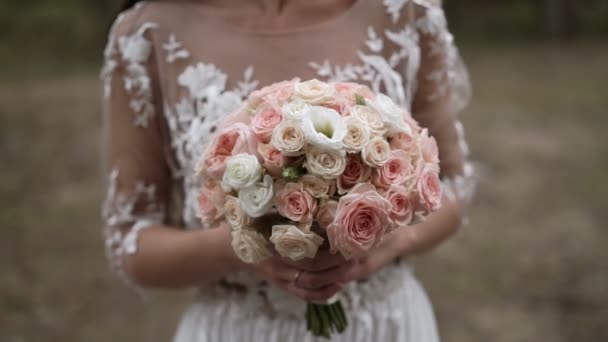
222, 154, 262, 191
231, 229, 272, 264
270, 225, 324, 261
304, 146, 347, 180
271, 120, 306, 157
342, 116, 371, 153
349, 105, 387, 137
293, 79, 335, 105
239, 175, 274, 218
281, 100, 310, 121
224, 195, 251, 230
299, 174, 335, 199
366, 94, 411, 135
361, 137, 391, 167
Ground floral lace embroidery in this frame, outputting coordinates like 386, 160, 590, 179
102, 168, 165, 287
309, 26, 416, 109
163, 34, 190, 64
164, 64, 258, 225
117, 22, 159, 128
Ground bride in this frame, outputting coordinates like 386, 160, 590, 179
101, 0, 475, 341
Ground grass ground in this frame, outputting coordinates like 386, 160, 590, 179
1, 42, 607, 342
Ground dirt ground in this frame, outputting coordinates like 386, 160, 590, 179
1, 43, 607, 342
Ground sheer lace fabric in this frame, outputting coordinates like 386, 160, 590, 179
101, 0, 474, 340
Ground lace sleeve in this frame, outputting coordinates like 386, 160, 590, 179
100, 7, 170, 288
410, 1, 475, 204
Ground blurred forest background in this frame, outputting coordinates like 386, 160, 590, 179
1, 1, 607, 341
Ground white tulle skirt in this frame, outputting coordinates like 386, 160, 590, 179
173, 263, 440, 342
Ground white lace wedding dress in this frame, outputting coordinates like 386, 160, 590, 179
101, 0, 475, 341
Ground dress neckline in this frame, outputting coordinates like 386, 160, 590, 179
191, 0, 364, 36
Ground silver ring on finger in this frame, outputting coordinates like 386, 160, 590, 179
293, 271, 303, 285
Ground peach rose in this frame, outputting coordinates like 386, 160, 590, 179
337, 154, 372, 195
361, 137, 391, 167
372, 150, 416, 190
275, 182, 318, 228
258, 143, 287, 178
327, 183, 392, 258
251, 105, 283, 143
200, 123, 259, 180
315, 200, 339, 230
416, 164, 442, 214
390, 131, 420, 158
271, 120, 306, 157
384, 185, 415, 230
300, 174, 335, 199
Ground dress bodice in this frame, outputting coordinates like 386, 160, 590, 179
100, 0, 475, 308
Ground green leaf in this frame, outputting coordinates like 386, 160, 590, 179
355, 94, 366, 106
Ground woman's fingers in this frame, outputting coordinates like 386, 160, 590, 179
280, 249, 348, 272
295, 259, 356, 289
256, 257, 299, 282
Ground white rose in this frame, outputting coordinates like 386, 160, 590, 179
300, 106, 347, 151
342, 116, 371, 152
224, 195, 250, 230
239, 174, 275, 218
222, 154, 262, 191
362, 137, 392, 167
304, 146, 347, 180
366, 94, 411, 135
349, 105, 387, 137
300, 174, 335, 198
270, 225, 324, 261
293, 79, 335, 105
281, 100, 311, 121
271, 120, 306, 157
231, 229, 272, 264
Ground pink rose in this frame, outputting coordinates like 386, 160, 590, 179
333, 82, 376, 105
202, 123, 259, 179
257, 143, 287, 178
197, 178, 226, 225
384, 185, 415, 230
419, 129, 439, 165
390, 131, 419, 157
337, 154, 372, 195
322, 100, 351, 117
372, 149, 416, 190
251, 105, 283, 143
416, 164, 442, 214
249, 79, 296, 108
327, 183, 392, 258
315, 200, 338, 230
275, 182, 318, 227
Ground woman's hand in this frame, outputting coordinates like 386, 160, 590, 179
250, 249, 355, 302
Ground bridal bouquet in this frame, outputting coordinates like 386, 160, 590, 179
196, 79, 442, 338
